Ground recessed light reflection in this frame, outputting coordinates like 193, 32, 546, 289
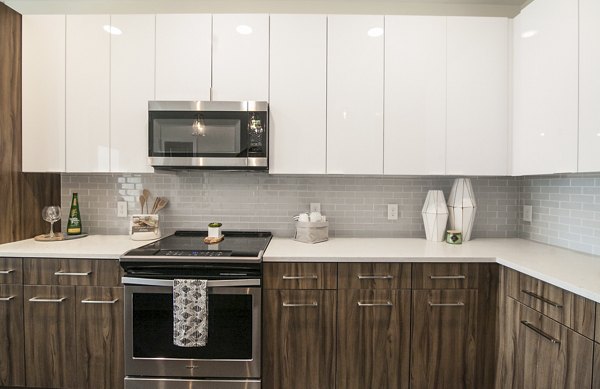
103, 25, 122, 35
540, 132, 545, 137
236, 25, 253, 35
521, 30, 538, 38
367, 27, 383, 37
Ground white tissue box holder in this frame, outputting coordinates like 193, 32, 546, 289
294, 221, 329, 244
130, 214, 161, 241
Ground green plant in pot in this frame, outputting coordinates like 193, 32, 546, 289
208, 222, 222, 238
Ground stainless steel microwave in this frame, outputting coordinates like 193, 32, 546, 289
148, 101, 268, 170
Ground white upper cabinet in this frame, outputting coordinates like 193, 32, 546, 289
327, 15, 384, 175
212, 14, 269, 102
579, 0, 600, 172
269, 14, 327, 174
66, 15, 110, 173
446, 17, 509, 176
155, 14, 212, 101
384, 16, 446, 175
22, 15, 66, 173
110, 15, 155, 173
512, 0, 578, 175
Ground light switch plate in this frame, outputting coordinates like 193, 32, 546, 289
523, 205, 533, 222
310, 203, 321, 213
387, 204, 398, 220
117, 201, 128, 218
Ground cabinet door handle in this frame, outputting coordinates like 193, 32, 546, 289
54, 271, 92, 276
521, 290, 563, 308
0, 296, 15, 301
29, 297, 67, 303
521, 320, 561, 344
358, 301, 393, 307
357, 275, 393, 280
0, 269, 15, 274
428, 302, 465, 307
429, 275, 466, 280
282, 275, 318, 280
282, 301, 318, 307
81, 298, 119, 304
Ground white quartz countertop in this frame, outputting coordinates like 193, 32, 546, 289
264, 238, 600, 303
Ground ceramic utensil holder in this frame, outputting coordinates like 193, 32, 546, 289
294, 221, 329, 244
130, 214, 161, 241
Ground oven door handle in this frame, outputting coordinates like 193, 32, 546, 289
122, 277, 261, 288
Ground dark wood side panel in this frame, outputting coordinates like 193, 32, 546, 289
0, 258, 22, 284
412, 263, 480, 289
411, 289, 478, 389
594, 343, 600, 389
337, 289, 411, 389
263, 262, 337, 289
24, 258, 122, 287
475, 263, 499, 389
76, 286, 124, 389
24, 285, 77, 388
337, 263, 411, 289
0, 284, 25, 386
0, 3, 60, 245
263, 290, 336, 389
596, 303, 599, 343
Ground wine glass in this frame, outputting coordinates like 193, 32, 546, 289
42, 206, 61, 238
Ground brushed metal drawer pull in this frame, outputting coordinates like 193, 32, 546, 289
54, 271, 92, 276
29, 297, 67, 303
0, 269, 15, 274
428, 302, 465, 307
521, 321, 561, 344
81, 298, 119, 304
282, 301, 318, 307
0, 296, 15, 301
282, 275, 318, 280
358, 301, 393, 307
357, 275, 394, 280
429, 275, 466, 280
521, 290, 563, 308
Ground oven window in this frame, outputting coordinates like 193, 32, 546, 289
132, 293, 253, 359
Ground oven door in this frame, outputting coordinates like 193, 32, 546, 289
124, 277, 261, 379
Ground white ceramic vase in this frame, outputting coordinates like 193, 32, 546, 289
421, 190, 449, 242
447, 178, 477, 241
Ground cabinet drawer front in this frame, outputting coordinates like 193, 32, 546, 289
506, 268, 595, 339
338, 263, 411, 289
263, 263, 336, 289
412, 263, 479, 289
0, 258, 22, 284
0, 284, 25, 387
24, 258, 122, 286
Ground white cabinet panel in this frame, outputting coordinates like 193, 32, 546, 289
446, 17, 508, 176
269, 14, 327, 174
384, 16, 446, 175
327, 15, 384, 175
155, 14, 212, 101
66, 15, 110, 172
512, 0, 578, 175
579, 0, 600, 172
22, 15, 66, 172
212, 14, 269, 101
110, 15, 155, 173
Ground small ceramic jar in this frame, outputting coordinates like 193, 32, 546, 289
446, 230, 463, 245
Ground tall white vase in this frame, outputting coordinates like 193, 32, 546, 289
447, 178, 477, 241
421, 190, 449, 242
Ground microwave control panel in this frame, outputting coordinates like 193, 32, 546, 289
248, 111, 267, 156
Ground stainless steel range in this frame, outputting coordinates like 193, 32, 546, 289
120, 231, 271, 389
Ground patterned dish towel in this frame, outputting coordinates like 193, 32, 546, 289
173, 279, 208, 347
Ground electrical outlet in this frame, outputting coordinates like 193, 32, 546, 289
523, 205, 533, 222
310, 203, 321, 213
387, 204, 398, 220
117, 201, 128, 218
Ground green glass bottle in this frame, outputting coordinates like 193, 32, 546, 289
67, 193, 82, 235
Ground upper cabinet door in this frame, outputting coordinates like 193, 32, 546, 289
212, 14, 269, 101
446, 17, 508, 176
384, 16, 446, 175
269, 14, 327, 174
155, 14, 212, 101
66, 15, 110, 173
110, 15, 155, 173
512, 0, 578, 175
22, 15, 66, 173
327, 15, 384, 175
579, 0, 600, 172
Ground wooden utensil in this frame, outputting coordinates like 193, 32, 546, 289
142, 189, 151, 213
154, 198, 169, 213
151, 197, 160, 214
139, 195, 146, 214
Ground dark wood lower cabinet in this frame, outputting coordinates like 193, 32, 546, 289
337, 289, 411, 389
594, 343, 600, 389
410, 289, 478, 389
0, 284, 25, 386
263, 290, 336, 389
76, 286, 124, 389
24, 285, 77, 389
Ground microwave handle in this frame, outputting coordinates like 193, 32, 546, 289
122, 277, 261, 288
